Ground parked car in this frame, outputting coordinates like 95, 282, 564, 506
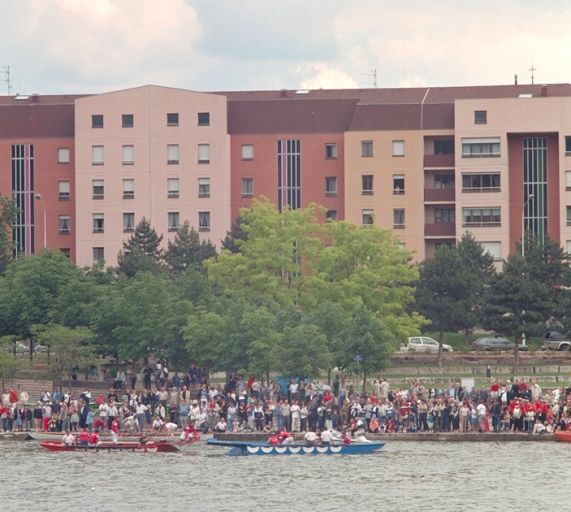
472, 336, 529, 352
404, 336, 453, 353
543, 331, 571, 351
2, 341, 28, 355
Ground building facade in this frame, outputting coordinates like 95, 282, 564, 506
2, 83, 571, 265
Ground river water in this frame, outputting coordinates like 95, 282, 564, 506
0, 440, 568, 511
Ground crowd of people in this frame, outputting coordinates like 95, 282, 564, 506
1, 363, 571, 438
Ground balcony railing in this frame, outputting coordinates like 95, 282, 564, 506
424, 223, 456, 237
423, 154, 455, 168
424, 188, 455, 202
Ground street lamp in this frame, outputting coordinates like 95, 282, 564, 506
521, 193, 534, 258
34, 193, 47, 250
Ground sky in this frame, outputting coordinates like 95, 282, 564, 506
1, 0, 571, 95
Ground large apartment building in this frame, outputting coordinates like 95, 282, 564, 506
2, 83, 571, 266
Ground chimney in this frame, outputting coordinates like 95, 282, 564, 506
541, 85, 548, 97
514, 74, 518, 86
280, 89, 287, 98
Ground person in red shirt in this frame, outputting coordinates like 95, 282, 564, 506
111, 418, 119, 444
78, 428, 89, 447
88, 430, 100, 447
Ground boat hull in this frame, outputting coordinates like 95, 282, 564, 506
554, 431, 571, 443
207, 439, 384, 456
39, 441, 178, 452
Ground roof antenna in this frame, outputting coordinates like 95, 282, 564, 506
0, 65, 13, 95
529, 64, 536, 85
514, 74, 518, 86
362, 69, 378, 88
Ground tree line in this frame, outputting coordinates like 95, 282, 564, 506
1, 195, 570, 383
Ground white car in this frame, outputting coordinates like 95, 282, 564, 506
405, 336, 453, 353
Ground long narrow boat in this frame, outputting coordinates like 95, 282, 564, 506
40, 440, 179, 452
554, 430, 571, 443
207, 438, 384, 456
28, 431, 175, 443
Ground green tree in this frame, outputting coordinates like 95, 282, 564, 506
221, 216, 247, 253
274, 324, 331, 378
415, 246, 472, 366
0, 195, 18, 274
165, 221, 216, 274
117, 218, 164, 277
482, 253, 552, 365
31, 324, 97, 390
0, 251, 80, 357
0, 336, 25, 394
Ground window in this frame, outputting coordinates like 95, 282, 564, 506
198, 112, 210, 126
362, 209, 374, 225
123, 213, 135, 232
566, 136, 571, 154
393, 209, 405, 228
122, 145, 134, 165
566, 171, 571, 190
198, 211, 210, 232
462, 207, 501, 227
122, 179, 134, 199
93, 247, 104, 263
198, 177, 210, 198
168, 212, 180, 232
462, 173, 501, 192
58, 215, 71, 234
434, 139, 454, 155
480, 241, 501, 261
392, 140, 405, 157
474, 110, 487, 124
167, 144, 179, 164
362, 174, 373, 195
325, 176, 337, 197
167, 178, 180, 198
461, 137, 500, 157
92, 179, 104, 200
58, 147, 70, 163
198, 144, 210, 164
567, 241, 571, 253
91, 115, 103, 128
435, 208, 455, 223
58, 181, 70, 201
393, 175, 405, 194
326, 210, 337, 221
60, 248, 70, 259
241, 178, 254, 198
325, 143, 338, 159
434, 174, 455, 189
92, 145, 104, 165
122, 114, 134, 128
92, 213, 104, 233
167, 113, 179, 126
567, 206, 571, 225
361, 141, 373, 157
241, 144, 254, 160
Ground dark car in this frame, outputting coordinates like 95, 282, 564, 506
472, 336, 529, 352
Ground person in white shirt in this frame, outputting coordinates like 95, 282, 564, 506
164, 422, 178, 435
290, 402, 301, 432
214, 418, 227, 433
304, 430, 318, 446
320, 429, 334, 445
61, 431, 75, 446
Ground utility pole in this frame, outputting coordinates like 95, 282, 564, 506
529, 64, 536, 85
362, 69, 378, 88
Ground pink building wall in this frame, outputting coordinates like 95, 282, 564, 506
74, 85, 230, 267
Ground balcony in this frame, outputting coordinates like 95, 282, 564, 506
424, 154, 455, 168
424, 188, 455, 202
424, 223, 456, 237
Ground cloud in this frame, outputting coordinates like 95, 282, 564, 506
1, 0, 571, 94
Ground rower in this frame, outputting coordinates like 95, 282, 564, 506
61, 430, 76, 447
78, 428, 89, 447
88, 430, 101, 447
303, 430, 318, 447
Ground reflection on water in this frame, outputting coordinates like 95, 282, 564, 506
0, 441, 568, 511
